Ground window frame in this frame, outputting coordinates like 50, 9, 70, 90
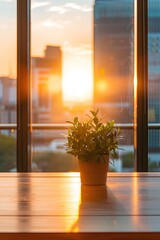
134, 0, 148, 171
7, 0, 155, 172
17, 0, 31, 171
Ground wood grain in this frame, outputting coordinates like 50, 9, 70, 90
0, 173, 160, 239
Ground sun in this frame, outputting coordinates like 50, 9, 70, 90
62, 56, 93, 104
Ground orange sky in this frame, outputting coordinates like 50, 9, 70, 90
31, 0, 94, 103
0, 0, 94, 103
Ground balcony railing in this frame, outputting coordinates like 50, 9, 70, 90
0, 123, 160, 130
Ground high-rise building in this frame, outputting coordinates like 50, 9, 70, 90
148, 0, 160, 153
94, 0, 160, 163
32, 45, 63, 123
94, 0, 134, 124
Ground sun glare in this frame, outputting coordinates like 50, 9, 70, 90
62, 57, 93, 103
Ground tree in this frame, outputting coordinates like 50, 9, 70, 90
0, 134, 16, 171
121, 151, 134, 169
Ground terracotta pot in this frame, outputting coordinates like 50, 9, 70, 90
78, 155, 109, 186
81, 185, 108, 202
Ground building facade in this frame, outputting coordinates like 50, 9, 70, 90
32, 45, 63, 123
0, 76, 16, 124
94, 0, 134, 124
94, 0, 160, 163
94, 0, 134, 151
148, 0, 160, 152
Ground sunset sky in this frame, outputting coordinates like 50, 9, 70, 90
0, 0, 94, 103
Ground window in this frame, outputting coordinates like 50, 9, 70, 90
94, 0, 134, 171
30, 0, 135, 172
0, 0, 160, 172
38, 83, 49, 109
31, 0, 94, 171
0, 0, 17, 172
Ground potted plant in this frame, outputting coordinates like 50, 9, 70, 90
65, 109, 121, 185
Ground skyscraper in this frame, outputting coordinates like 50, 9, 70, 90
148, 0, 160, 154
32, 46, 62, 123
94, 0, 134, 123
94, 0, 160, 166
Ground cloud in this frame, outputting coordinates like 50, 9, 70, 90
49, 6, 67, 15
63, 44, 92, 56
31, 1, 50, 10
42, 19, 64, 29
49, 3, 92, 14
65, 3, 92, 12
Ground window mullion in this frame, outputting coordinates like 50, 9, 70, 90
17, 0, 31, 172
135, 0, 148, 171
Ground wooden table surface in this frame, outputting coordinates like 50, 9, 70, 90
0, 172, 160, 240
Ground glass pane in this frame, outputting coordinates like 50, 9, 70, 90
31, 0, 134, 172
32, 130, 78, 172
0, 0, 17, 171
31, 129, 134, 172
0, 130, 16, 172
94, 0, 134, 171
148, 0, 160, 171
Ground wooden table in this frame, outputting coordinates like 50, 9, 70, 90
0, 172, 160, 240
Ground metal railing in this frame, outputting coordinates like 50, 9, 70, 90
0, 123, 160, 130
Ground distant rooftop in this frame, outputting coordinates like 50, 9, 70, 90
44, 46, 61, 60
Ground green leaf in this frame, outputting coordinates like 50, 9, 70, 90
65, 108, 122, 162
74, 117, 78, 124
66, 120, 74, 124
93, 117, 98, 125
90, 110, 96, 116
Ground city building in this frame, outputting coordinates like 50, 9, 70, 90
32, 45, 63, 123
148, 0, 160, 152
94, 0, 134, 124
0, 76, 16, 124
93, 0, 134, 152
0, 45, 63, 125
94, 0, 160, 164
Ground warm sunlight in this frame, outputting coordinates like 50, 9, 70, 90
48, 74, 61, 94
62, 56, 93, 103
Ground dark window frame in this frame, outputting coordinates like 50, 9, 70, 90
134, 0, 148, 171
17, 0, 31, 171
16, 0, 150, 172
